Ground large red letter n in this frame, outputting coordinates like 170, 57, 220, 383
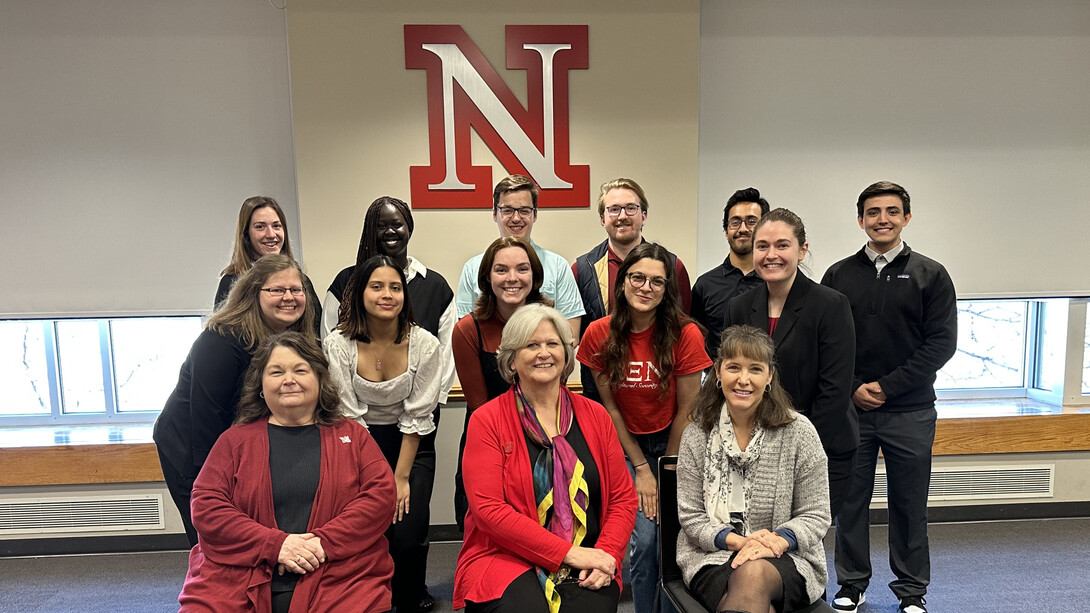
405, 25, 589, 209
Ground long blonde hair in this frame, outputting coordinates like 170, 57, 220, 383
208, 254, 315, 351
221, 196, 296, 276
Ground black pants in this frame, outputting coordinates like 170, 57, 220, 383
836, 408, 935, 599
369, 422, 437, 613
465, 569, 620, 613
454, 410, 471, 530
157, 448, 198, 548
827, 450, 857, 522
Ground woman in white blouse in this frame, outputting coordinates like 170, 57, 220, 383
323, 254, 442, 613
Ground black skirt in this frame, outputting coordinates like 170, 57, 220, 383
690, 551, 811, 613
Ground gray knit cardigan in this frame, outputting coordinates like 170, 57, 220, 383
675, 414, 831, 603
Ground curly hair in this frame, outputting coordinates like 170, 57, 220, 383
598, 242, 690, 398
235, 332, 343, 426
691, 325, 796, 431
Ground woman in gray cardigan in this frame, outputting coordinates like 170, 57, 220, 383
676, 325, 831, 613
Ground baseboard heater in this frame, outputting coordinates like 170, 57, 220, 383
874, 464, 1054, 503
0, 494, 164, 535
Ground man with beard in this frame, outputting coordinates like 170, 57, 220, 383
691, 187, 769, 359
571, 177, 691, 402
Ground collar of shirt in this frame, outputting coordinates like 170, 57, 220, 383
405, 256, 427, 282
864, 240, 905, 264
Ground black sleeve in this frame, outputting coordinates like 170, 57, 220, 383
878, 264, 958, 398
213, 275, 235, 310
188, 331, 251, 473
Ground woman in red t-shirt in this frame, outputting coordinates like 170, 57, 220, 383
576, 242, 711, 613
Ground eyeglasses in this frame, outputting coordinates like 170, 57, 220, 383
605, 204, 642, 217
497, 206, 535, 219
626, 272, 667, 291
727, 216, 760, 229
261, 287, 305, 297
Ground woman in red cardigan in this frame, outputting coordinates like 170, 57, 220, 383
179, 332, 396, 613
454, 304, 637, 613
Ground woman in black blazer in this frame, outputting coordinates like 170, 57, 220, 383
724, 208, 858, 518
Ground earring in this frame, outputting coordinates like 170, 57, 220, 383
259, 391, 264, 398
715, 380, 722, 389
765, 383, 771, 392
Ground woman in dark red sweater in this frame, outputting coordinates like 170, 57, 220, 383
180, 332, 396, 613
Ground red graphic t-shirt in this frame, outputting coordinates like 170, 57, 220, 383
577, 316, 711, 434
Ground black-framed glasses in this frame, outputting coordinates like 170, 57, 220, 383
497, 206, 535, 219
626, 272, 667, 291
261, 287, 305, 297
727, 216, 760, 229
605, 204, 642, 217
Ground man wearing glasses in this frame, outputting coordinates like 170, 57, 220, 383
454, 174, 584, 335
691, 187, 769, 360
571, 177, 691, 402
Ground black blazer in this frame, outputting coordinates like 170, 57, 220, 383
724, 273, 859, 457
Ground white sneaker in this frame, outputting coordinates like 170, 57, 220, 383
831, 585, 866, 612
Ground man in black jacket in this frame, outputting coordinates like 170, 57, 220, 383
822, 181, 957, 613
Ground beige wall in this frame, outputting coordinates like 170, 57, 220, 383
287, 0, 700, 294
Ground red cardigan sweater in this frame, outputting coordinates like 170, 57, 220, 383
453, 387, 637, 609
179, 418, 396, 613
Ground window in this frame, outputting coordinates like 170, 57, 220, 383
936, 301, 1027, 391
937, 298, 1090, 405
1, 317, 202, 425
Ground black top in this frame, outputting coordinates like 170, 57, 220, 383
327, 264, 454, 339
691, 255, 763, 360
524, 413, 601, 547
474, 316, 511, 404
821, 244, 957, 412
152, 328, 252, 478
215, 272, 323, 337
725, 273, 859, 457
268, 423, 321, 593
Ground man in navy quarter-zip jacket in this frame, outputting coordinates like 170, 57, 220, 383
821, 181, 957, 613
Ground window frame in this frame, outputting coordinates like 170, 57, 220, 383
1, 316, 202, 427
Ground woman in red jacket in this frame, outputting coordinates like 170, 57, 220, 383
179, 332, 396, 613
455, 304, 637, 613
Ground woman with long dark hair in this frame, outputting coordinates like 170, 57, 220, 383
576, 242, 711, 613
321, 196, 455, 610
323, 255, 443, 613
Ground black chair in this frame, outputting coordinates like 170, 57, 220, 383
656, 454, 713, 613
655, 455, 835, 613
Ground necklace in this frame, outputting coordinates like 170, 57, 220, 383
367, 339, 398, 371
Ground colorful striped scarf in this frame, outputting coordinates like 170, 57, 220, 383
514, 384, 590, 613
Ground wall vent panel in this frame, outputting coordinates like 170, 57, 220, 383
0, 494, 164, 535
872, 464, 1053, 503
